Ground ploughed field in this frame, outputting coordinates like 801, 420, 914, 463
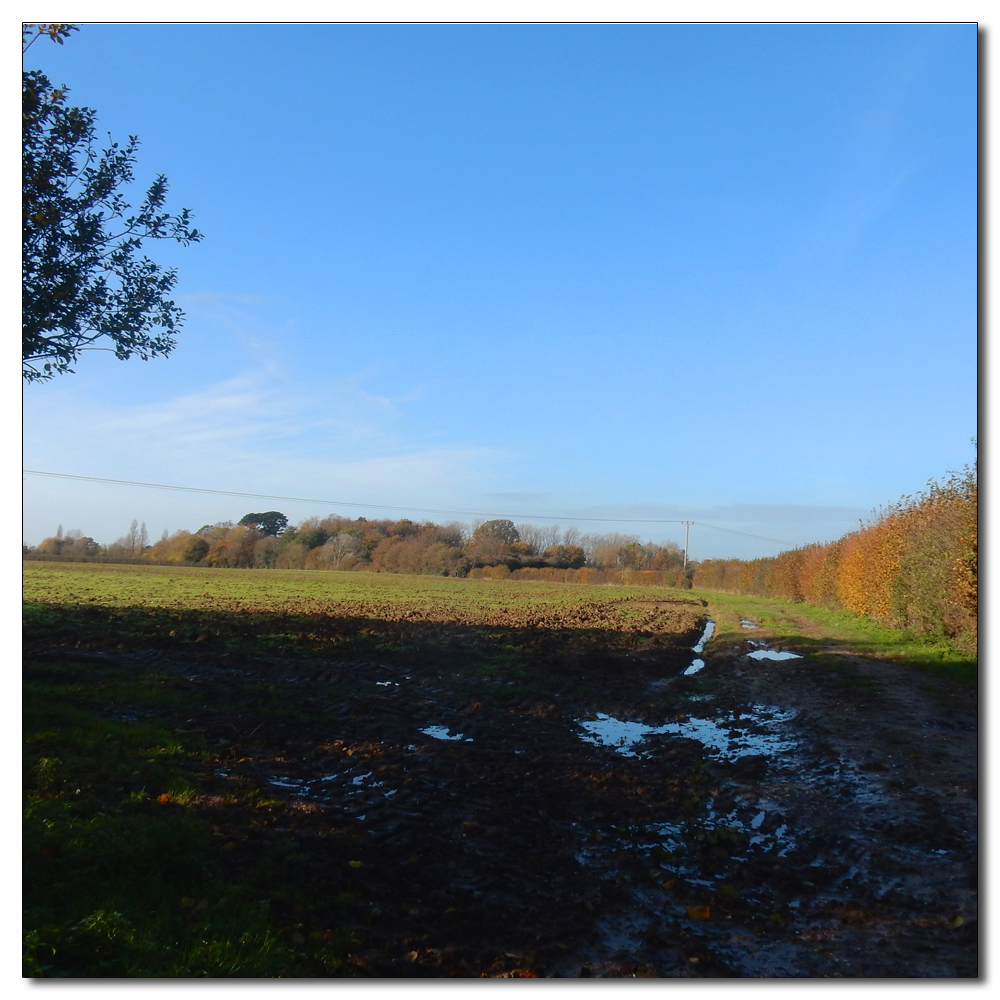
23, 564, 977, 977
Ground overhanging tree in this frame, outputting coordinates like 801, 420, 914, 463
22, 23, 203, 383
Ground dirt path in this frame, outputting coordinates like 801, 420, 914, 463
567, 620, 978, 977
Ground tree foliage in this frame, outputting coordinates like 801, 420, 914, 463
26, 512, 687, 585
691, 459, 978, 652
22, 24, 202, 382
472, 519, 520, 545
238, 512, 289, 537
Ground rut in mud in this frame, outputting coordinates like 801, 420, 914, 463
26, 593, 977, 977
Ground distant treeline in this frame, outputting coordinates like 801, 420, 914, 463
25, 515, 688, 579
23, 461, 977, 650
692, 462, 977, 653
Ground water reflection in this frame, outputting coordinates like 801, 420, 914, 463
577, 706, 798, 760
421, 725, 473, 742
692, 620, 715, 653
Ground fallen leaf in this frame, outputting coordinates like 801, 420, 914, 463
686, 905, 711, 920
348, 860, 362, 868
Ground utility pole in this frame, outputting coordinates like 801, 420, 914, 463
682, 521, 691, 570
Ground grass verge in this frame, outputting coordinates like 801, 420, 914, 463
691, 589, 976, 685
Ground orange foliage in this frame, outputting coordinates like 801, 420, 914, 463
691, 461, 976, 650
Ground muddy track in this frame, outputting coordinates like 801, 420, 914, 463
569, 630, 978, 978
28, 597, 977, 978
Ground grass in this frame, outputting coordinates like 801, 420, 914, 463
690, 589, 977, 684
23, 655, 355, 977
23, 561, 684, 614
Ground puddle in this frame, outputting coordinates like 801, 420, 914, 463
740, 619, 758, 629
260, 767, 405, 806
691, 620, 715, 653
376, 680, 399, 687
743, 636, 803, 661
576, 706, 798, 761
578, 793, 799, 892
421, 726, 473, 742
576, 715, 661, 754
678, 620, 716, 674
664, 799, 797, 859
269, 775, 310, 795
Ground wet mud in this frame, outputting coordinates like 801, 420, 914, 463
28, 598, 977, 977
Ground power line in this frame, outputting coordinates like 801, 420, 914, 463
22, 469, 794, 546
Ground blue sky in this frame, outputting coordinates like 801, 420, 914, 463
22, 22, 978, 559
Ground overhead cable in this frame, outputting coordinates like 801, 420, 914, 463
23, 469, 793, 546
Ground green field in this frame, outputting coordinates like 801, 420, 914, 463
23, 563, 975, 977
25, 560, 689, 612
24, 563, 706, 977
24, 562, 975, 672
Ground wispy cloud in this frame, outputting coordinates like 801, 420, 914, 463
23, 370, 503, 513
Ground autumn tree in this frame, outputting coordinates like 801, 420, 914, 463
464, 519, 518, 566
313, 532, 365, 569
543, 544, 586, 569
472, 519, 520, 545
22, 23, 202, 382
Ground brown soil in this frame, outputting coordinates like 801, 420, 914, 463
31, 596, 977, 977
